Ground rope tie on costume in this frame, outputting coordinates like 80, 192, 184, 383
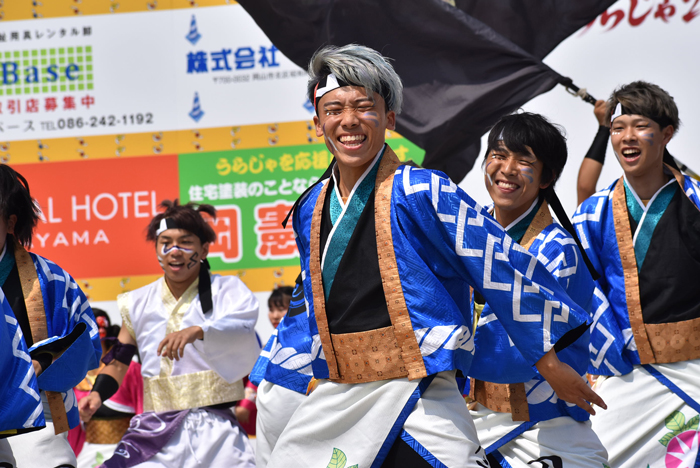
184, 411, 204, 465
543, 187, 600, 281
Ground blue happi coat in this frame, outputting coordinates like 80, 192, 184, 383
573, 171, 700, 376
293, 146, 590, 381
0, 251, 102, 434
250, 280, 313, 394
469, 201, 594, 422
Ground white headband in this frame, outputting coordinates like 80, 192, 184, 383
315, 73, 343, 102
610, 103, 623, 124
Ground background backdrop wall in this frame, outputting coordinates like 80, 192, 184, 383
1, 0, 698, 344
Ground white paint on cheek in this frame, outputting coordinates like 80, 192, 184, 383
323, 123, 339, 154
486, 172, 494, 186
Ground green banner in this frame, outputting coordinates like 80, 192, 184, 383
179, 138, 425, 271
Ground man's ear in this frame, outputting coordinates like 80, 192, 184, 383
386, 110, 396, 131
201, 242, 210, 260
661, 124, 674, 146
314, 115, 324, 138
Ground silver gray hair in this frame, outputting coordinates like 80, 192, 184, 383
307, 44, 403, 114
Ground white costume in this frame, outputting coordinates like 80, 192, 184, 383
104, 274, 259, 467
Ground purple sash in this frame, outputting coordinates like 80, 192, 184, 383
102, 408, 239, 467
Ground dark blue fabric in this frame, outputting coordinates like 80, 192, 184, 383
488, 450, 514, 468
399, 429, 448, 468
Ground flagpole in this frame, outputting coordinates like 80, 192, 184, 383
558, 79, 700, 181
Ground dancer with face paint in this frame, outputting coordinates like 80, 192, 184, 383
266, 44, 606, 468
78, 199, 259, 468
468, 113, 609, 467
574, 82, 700, 468
0, 165, 103, 468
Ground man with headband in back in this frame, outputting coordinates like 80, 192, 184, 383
266, 44, 606, 468
574, 81, 700, 467
79, 200, 259, 467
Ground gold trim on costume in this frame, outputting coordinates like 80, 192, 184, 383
85, 418, 132, 444
520, 201, 553, 250
612, 173, 700, 364
331, 326, 407, 383
309, 180, 340, 380
307, 147, 427, 384
14, 241, 69, 434
471, 379, 530, 422
612, 177, 656, 365
143, 370, 244, 413
374, 149, 427, 380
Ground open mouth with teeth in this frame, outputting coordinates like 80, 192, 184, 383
338, 134, 367, 148
168, 261, 185, 271
495, 180, 520, 192
621, 148, 642, 161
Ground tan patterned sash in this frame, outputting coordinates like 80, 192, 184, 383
471, 379, 530, 421
308, 147, 426, 383
612, 173, 700, 364
85, 417, 132, 444
15, 241, 70, 434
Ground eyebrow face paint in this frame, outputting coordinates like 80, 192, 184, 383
161, 244, 193, 256
362, 111, 380, 128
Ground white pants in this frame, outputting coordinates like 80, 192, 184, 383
255, 380, 307, 468
0, 422, 77, 468
591, 359, 700, 468
268, 371, 488, 467
131, 408, 256, 468
76, 442, 118, 468
472, 404, 609, 467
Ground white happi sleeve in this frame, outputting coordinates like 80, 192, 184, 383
186, 274, 261, 383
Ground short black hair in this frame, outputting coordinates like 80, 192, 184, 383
0, 165, 41, 247
484, 112, 568, 188
146, 199, 217, 244
268, 285, 293, 310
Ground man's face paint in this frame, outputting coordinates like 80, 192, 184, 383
361, 111, 380, 128
485, 161, 494, 186
610, 112, 669, 179
521, 166, 535, 184
484, 143, 546, 225
322, 122, 340, 154
156, 228, 208, 285
187, 251, 199, 269
314, 85, 395, 176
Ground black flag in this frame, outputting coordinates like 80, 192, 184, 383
238, 0, 614, 182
